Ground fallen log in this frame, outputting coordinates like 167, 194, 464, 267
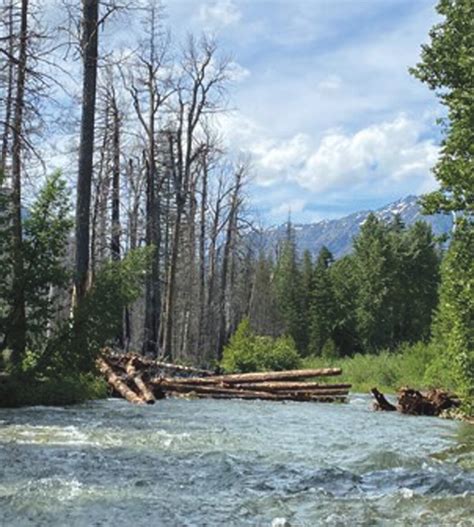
191, 393, 347, 402
152, 379, 349, 398
152, 368, 342, 386
229, 381, 352, 392
125, 360, 156, 405
103, 350, 214, 376
371, 387, 396, 411
97, 358, 145, 405
370, 386, 460, 416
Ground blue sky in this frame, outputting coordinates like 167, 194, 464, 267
163, 0, 442, 225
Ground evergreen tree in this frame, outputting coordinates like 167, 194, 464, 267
249, 253, 281, 337
353, 214, 395, 351
401, 222, 440, 343
330, 255, 359, 356
308, 246, 335, 355
273, 222, 305, 351
431, 222, 474, 409
300, 249, 313, 353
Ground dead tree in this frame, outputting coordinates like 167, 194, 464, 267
7, 0, 28, 363
161, 36, 229, 361
74, 0, 99, 305
126, 1, 173, 356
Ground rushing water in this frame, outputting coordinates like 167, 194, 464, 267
0, 396, 473, 527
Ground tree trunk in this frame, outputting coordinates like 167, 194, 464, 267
0, 0, 15, 174
74, 0, 99, 304
8, 0, 28, 364
110, 92, 121, 261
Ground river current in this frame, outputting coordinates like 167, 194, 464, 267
0, 396, 473, 526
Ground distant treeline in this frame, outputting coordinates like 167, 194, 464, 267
248, 214, 440, 357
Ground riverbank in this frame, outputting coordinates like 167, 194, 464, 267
301, 343, 449, 394
0, 373, 107, 408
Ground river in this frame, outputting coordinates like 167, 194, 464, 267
0, 396, 473, 526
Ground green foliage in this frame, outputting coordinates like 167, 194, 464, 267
352, 214, 439, 351
40, 246, 153, 375
248, 253, 281, 337
0, 373, 107, 408
0, 172, 72, 360
410, 0, 474, 215
221, 318, 301, 373
303, 341, 440, 394
411, 0, 474, 414
308, 246, 335, 355
0, 171, 13, 343
22, 172, 73, 348
330, 255, 359, 356
431, 221, 474, 412
273, 225, 306, 352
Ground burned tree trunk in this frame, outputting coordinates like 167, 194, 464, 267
75, 0, 99, 304
8, 0, 29, 363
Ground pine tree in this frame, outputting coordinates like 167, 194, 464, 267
353, 214, 395, 351
401, 222, 440, 343
248, 253, 281, 337
273, 222, 305, 351
330, 255, 359, 356
431, 222, 474, 409
300, 249, 313, 353
308, 246, 335, 355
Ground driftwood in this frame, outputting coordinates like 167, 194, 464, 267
371, 388, 396, 411
152, 379, 349, 398
397, 387, 460, 416
125, 359, 156, 404
173, 391, 347, 402
371, 386, 460, 417
97, 358, 145, 405
99, 351, 350, 405
151, 368, 342, 386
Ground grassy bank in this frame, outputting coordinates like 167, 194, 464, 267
302, 342, 452, 394
0, 373, 108, 408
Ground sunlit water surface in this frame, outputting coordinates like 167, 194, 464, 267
0, 396, 473, 526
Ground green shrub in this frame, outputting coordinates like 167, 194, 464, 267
0, 373, 107, 408
221, 318, 301, 373
302, 341, 443, 394
35, 246, 153, 376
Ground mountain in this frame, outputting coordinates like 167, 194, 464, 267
253, 196, 453, 258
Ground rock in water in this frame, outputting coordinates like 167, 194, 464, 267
271, 518, 291, 527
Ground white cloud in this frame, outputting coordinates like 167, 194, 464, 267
298, 115, 438, 193
198, 0, 241, 29
227, 61, 251, 83
255, 133, 311, 175
270, 198, 307, 217
219, 112, 439, 197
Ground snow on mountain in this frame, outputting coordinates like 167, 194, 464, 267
252, 196, 452, 258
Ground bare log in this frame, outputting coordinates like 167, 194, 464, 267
189, 392, 347, 403
152, 368, 342, 386
229, 381, 352, 392
152, 380, 348, 399
97, 358, 145, 404
125, 360, 156, 404
102, 349, 214, 376
371, 388, 397, 411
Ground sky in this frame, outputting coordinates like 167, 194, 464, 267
160, 0, 442, 225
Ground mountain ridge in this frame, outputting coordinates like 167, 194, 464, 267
253, 195, 453, 258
